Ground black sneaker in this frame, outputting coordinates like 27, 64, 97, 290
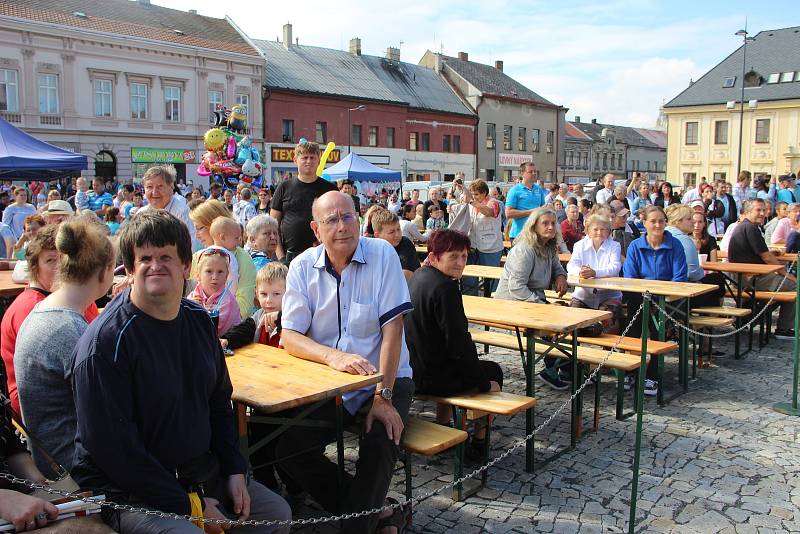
775, 329, 796, 340
538, 371, 570, 391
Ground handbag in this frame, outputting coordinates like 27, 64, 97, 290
448, 202, 473, 236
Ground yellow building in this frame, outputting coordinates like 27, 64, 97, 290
663, 26, 800, 188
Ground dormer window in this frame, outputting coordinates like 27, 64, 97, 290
744, 70, 763, 87
722, 76, 736, 88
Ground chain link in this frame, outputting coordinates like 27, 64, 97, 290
0, 302, 646, 528
646, 261, 796, 339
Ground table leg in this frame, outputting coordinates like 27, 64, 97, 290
656, 296, 666, 407
335, 396, 345, 491
748, 275, 757, 353
525, 331, 535, 473
773, 272, 800, 416
734, 273, 743, 360
571, 333, 581, 446
683, 299, 690, 393
235, 402, 249, 461
628, 294, 650, 534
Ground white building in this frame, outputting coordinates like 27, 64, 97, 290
0, 0, 263, 186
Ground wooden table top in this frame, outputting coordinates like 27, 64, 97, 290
716, 250, 797, 262
227, 344, 382, 413
462, 264, 504, 280
571, 277, 716, 298
462, 295, 611, 332
559, 253, 571, 263
0, 271, 27, 297
701, 261, 784, 275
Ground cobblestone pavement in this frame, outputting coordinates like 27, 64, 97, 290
288, 323, 800, 533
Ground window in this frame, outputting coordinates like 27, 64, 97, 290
208, 90, 223, 122
713, 172, 727, 182
610, 152, 615, 170
518, 127, 526, 151
421, 132, 430, 151
582, 152, 588, 169
685, 122, 698, 145
531, 129, 540, 152
683, 173, 697, 188
546, 130, 554, 152
486, 169, 495, 181
722, 76, 736, 88
618, 153, 623, 169
503, 125, 512, 150
235, 93, 249, 123
92, 79, 112, 117
646, 160, 651, 171
165, 86, 180, 122
503, 170, 513, 181
602, 153, 607, 169
281, 119, 294, 143
38, 74, 58, 114
453, 135, 461, 153
744, 71, 763, 87
386, 127, 395, 148
315, 121, 327, 144
653, 161, 658, 172
0, 69, 19, 112
567, 151, 574, 167
352, 124, 362, 146
442, 135, 451, 153
755, 118, 770, 143
368, 126, 378, 147
594, 152, 600, 168
767, 73, 780, 84
714, 120, 728, 144
130, 82, 147, 119
780, 72, 795, 83
409, 132, 418, 151
486, 123, 496, 149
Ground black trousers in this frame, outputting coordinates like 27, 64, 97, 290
416, 359, 504, 397
691, 272, 724, 308
274, 377, 414, 534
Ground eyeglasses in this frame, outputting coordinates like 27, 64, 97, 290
199, 248, 230, 262
317, 212, 357, 227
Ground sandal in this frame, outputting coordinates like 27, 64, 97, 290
375, 497, 410, 534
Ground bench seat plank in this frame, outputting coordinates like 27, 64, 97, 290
576, 334, 677, 355
401, 418, 468, 456
417, 391, 536, 417
692, 306, 751, 318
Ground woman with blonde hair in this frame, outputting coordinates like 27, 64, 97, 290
495, 207, 570, 390
14, 219, 115, 477
190, 199, 256, 317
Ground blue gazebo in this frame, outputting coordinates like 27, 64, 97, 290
0, 117, 87, 180
321, 153, 401, 183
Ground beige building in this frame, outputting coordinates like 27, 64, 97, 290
0, 0, 263, 185
663, 26, 800, 187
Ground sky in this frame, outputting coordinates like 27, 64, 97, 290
156, 0, 796, 128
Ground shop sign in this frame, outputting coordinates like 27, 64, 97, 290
498, 153, 533, 167
131, 147, 197, 163
270, 146, 341, 163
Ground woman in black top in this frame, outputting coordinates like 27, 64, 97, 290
654, 181, 681, 208
404, 229, 502, 459
691, 210, 718, 261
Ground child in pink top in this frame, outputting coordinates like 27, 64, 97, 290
188, 248, 241, 335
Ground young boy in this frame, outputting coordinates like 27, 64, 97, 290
209, 216, 242, 290
371, 208, 420, 282
220, 262, 287, 349
188, 248, 241, 336
74, 177, 89, 211
425, 205, 447, 232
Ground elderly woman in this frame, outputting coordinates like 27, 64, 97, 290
623, 205, 687, 397
1, 226, 100, 416
560, 204, 584, 252
495, 207, 570, 390
245, 214, 280, 271
567, 214, 622, 334
189, 199, 256, 317
404, 229, 502, 458
770, 203, 800, 245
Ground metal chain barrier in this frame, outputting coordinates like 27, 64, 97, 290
646, 261, 796, 339
0, 302, 645, 528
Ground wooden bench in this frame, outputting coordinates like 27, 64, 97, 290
688, 316, 734, 372
399, 418, 468, 508
543, 289, 573, 303
575, 334, 677, 355
414, 391, 535, 500
692, 306, 751, 318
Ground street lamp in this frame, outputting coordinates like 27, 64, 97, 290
348, 105, 367, 155
735, 29, 755, 178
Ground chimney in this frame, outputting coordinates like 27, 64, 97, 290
295, 37, 299, 46
282, 23, 292, 49
574, 116, 580, 123
349, 37, 362, 56
188, 8, 197, 14
458, 51, 468, 61
137, 0, 150, 4
591, 118, 597, 124
494, 60, 503, 71
386, 47, 400, 62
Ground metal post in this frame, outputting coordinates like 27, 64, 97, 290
347, 109, 352, 156
773, 272, 800, 416
525, 332, 535, 473
629, 294, 650, 533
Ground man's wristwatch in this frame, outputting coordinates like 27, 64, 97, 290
375, 387, 393, 401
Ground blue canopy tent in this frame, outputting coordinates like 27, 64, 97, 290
0, 117, 87, 180
321, 152, 401, 183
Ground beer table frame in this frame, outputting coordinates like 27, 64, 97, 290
700, 261, 783, 358
227, 344, 382, 488
461, 295, 610, 472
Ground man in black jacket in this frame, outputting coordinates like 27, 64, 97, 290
712, 179, 738, 235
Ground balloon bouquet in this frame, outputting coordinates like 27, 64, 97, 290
197, 105, 262, 190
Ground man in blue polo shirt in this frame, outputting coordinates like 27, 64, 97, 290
505, 162, 545, 239
86, 177, 113, 216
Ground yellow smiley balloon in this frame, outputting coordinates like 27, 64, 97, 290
204, 128, 227, 151
316, 141, 337, 177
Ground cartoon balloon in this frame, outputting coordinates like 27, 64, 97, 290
226, 135, 237, 159
250, 147, 261, 163
204, 128, 226, 151
316, 141, 337, 177
239, 136, 251, 148
235, 147, 251, 166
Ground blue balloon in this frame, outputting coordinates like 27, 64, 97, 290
235, 147, 250, 166
298, 137, 307, 144
250, 147, 261, 163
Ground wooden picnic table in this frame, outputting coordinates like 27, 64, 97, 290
716, 249, 797, 262
462, 295, 610, 472
572, 277, 716, 299
0, 270, 27, 298
227, 343, 382, 485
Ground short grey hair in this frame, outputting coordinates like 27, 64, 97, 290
246, 214, 278, 239
143, 164, 176, 187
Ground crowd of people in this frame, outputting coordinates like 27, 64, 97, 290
1, 139, 798, 534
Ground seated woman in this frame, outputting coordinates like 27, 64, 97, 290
14, 219, 115, 477
245, 214, 280, 271
495, 207, 570, 390
567, 214, 622, 335
691, 209, 719, 263
404, 229, 502, 459
623, 205, 687, 397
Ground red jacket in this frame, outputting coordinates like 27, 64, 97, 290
560, 219, 584, 252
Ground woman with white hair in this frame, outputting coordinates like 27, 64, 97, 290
245, 214, 280, 271
495, 207, 570, 390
